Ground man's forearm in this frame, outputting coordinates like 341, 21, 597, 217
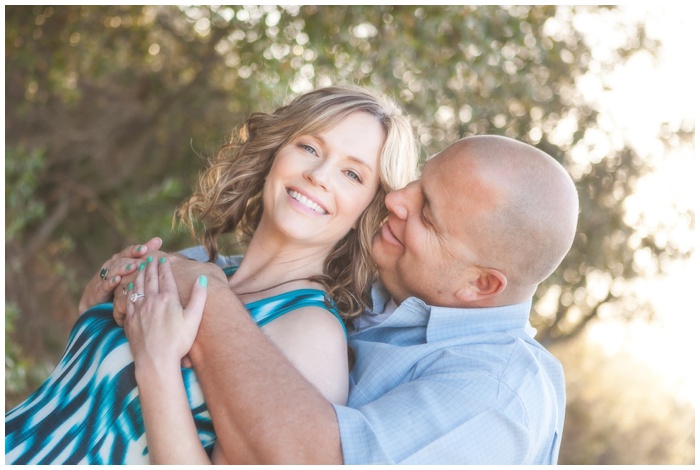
187, 275, 344, 464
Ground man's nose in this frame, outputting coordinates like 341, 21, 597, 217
385, 186, 410, 220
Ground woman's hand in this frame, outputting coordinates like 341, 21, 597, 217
123, 256, 214, 465
123, 256, 208, 370
78, 237, 163, 315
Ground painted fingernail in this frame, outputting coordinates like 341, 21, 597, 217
128, 282, 134, 291
111, 276, 119, 283
199, 275, 208, 288
126, 264, 132, 270
147, 256, 153, 264
138, 262, 146, 271
137, 245, 145, 253
159, 257, 166, 264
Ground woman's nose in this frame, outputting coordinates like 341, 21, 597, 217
304, 161, 331, 190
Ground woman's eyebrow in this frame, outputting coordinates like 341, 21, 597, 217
347, 155, 376, 172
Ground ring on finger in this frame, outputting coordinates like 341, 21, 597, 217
100, 267, 110, 281
129, 293, 145, 303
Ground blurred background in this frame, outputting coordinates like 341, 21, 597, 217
4, 5, 695, 464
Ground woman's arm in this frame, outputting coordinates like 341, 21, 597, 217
123, 256, 213, 464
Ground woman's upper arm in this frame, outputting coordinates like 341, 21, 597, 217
261, 307, 349, 405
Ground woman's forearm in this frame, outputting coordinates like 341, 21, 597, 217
135, 359, 214, 465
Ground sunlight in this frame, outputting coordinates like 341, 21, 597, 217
577, 5, 696, 408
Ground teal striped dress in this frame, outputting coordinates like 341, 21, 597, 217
5, 266, 342, 464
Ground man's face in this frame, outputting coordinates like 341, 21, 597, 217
371, 149, 495, 306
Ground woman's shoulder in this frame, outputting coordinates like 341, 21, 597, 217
267, 304, 347, 338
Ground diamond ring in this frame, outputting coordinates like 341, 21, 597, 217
129, 293, 145, 303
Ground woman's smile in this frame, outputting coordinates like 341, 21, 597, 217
287, 188, 329, 215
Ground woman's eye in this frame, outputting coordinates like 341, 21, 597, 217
345, 170, 362, 183
299, 144, 318, 156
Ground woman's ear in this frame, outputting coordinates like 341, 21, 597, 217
455, 268, 507, 303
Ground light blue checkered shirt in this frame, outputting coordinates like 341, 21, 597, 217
333, 283, 566, 464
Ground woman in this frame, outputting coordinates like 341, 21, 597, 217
5, 85, 419, 464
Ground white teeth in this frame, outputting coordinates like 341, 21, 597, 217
288, 190, 327, 214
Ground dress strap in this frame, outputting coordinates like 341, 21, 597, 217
220, 265, 347, 336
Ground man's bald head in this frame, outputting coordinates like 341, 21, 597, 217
442, 135, 579, 290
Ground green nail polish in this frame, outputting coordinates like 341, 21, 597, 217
137, 245, 144, 253
126, 264, 132, 270
138, 262, 145, 271
128, 282, 134, 291
159, 257, 166, 264
199, 275, 208, 287
147, 255, 153, 264
111, 276, 118, 282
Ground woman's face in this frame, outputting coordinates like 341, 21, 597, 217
262, 111, 384, 250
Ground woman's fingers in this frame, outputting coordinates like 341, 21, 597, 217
103, 237, 163, 286
126, 260, 147, 320
144, 256, 159, 296
183, 275, 208, 347
157, 256, 178, 295
184, 276, 208, 325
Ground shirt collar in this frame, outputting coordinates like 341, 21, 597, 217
355, 281, 536, 342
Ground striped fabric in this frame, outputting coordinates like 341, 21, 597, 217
5, 269, 339, 464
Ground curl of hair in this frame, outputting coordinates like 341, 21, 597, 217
176, 85, 419, 322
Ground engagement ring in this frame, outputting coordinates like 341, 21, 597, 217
100, 267, 110, 281
129, 293, 145, 303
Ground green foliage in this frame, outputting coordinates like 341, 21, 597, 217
5, 303, 55, 409
5, 147, 47, 240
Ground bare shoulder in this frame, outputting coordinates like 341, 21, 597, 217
262, 306, 349, 405
262, 306, 348, 360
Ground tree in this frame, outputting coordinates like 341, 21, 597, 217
5, 4, 690, 400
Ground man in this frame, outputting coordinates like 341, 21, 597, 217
157, 134, 579, 464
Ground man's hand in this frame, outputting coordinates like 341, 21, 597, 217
78, 237, 162, 315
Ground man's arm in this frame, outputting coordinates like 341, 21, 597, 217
186, 276, 344, 464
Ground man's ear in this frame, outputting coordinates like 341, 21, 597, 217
455, 268, 507, 302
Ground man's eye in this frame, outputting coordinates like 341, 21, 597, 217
421, 208, 430, 225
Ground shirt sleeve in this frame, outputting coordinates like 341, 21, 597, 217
177, 246, 239, 267
333, 369, 543, 464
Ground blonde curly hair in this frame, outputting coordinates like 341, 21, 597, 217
177, 85, 419, 321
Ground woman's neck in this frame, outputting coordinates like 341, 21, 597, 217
230, 230, 331, 294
